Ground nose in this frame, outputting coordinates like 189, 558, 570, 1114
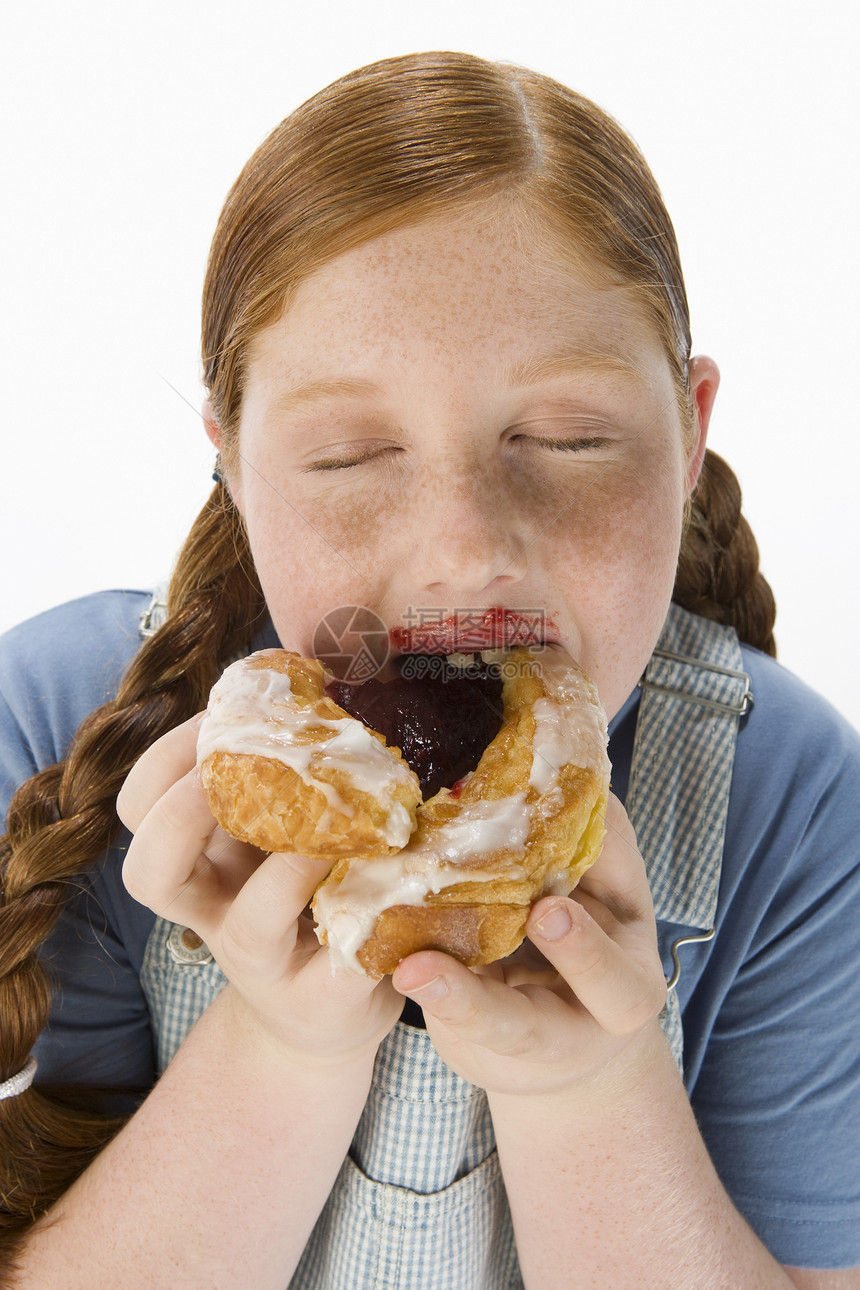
407, 458, 529, 598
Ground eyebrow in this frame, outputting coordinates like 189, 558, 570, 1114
504, 352, 652, 390
265, 351, 651, 416
266, 377, 381, 416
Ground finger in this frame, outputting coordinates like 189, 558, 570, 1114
392, 951, 570, 1056
218, 848, 336, 971
121, 766, 248, 925
117, 712, 205, 832
527, 896, 666, 1035
575, 793, 655, 927
474, 944, 560, 990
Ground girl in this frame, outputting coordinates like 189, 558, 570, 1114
1, 51, 858, 1288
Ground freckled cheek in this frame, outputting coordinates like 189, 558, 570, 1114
538, 458, 684, 608
242, 480, 403, 649
303, 480, 407, 571
612, 466, 682, 580
541, 451, 680, 552
537, 462, 684, 713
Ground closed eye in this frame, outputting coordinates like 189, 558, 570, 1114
537, 435, 608, 452
513, 434, 613, 454
303, 443, 404, 472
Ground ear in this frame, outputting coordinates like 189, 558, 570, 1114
202, 400, 221, 449
202, 400, 244, 512
685, 356, 719, 495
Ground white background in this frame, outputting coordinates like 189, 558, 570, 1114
2, 1, 857, 728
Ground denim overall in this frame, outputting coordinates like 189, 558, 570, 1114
139, 600, 751, 1289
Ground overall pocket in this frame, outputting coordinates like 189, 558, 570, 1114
291, 1150, 522, 1290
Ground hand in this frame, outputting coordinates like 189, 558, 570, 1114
118, 714, 402, 1066
391, 794, 668, 1096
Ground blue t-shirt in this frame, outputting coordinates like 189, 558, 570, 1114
1, 589, 859, 1268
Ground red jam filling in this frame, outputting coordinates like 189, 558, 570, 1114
327, 657, 504, 798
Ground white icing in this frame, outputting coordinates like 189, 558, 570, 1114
383, 801, 414, 849
317, 649, 612, 974
197, 652, 418, 834
208, 646, 611, 976
315, 794, 531, 972
418, 793, 531, 860
529, 698, 576, 793
529, 651, 609, 795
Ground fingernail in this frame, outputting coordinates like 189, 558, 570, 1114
408, 975, 448, 1002
534, 903, 572, 941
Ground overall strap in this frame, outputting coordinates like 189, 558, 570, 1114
138, 582, 169, 639
626, 604, 753, 931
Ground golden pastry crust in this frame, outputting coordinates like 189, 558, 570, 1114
197, 651, 422, 859
355, 903, 531, 978
198, 645, 610, 976
312, 648, 610, 974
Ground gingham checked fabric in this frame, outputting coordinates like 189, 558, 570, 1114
139, 600, 748, 1288
141, 922, 226, 1073
626, 604, 749, 930
292, 1025, 520, 1288
141, 932, 520, 1288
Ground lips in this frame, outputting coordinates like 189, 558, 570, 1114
389, 607, 556, 656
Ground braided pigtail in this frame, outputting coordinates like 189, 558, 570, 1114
0, 485, 265, 1266
674, 449, 777, 657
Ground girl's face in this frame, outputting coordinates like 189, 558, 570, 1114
222, 199, 715, 720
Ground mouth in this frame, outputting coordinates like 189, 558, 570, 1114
327, 609, 554, 799
388, 607, 556, 656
